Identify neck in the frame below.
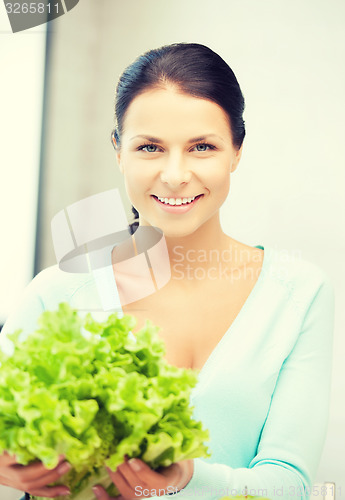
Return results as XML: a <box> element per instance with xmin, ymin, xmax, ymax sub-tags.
<box><xmin>165</xmin><ymin>214</ymin><xmax>227</xmax><ymax>263</ymax></box>
<box><xmin>138</xmin><ymin>212</ymin><xmax>243</xmax><ymax>283</ymax></box>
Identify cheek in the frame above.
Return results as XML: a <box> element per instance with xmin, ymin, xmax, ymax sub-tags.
<box><xmin>205</xmin><ymin>162</ymin><xmax>231</xmax><ymax>197</ymax></box>
<box><xmin>123</xmin><ymin>163</ymin><xmax>148</xmax><ymax>192</ymax></box>
<box><xmin>216</xmin><ymin>178</ymin><xmax>231</xmax><ymax>206</ymax></box>
<box><xmin>122</xmin><ymin>167</ymin><xmax>153</xmax><ymax>211</ymax></box>
<box><xmin>124</xmin><ymin>176</ymin><xmax>141</xmax><ymax>204</ymax></box>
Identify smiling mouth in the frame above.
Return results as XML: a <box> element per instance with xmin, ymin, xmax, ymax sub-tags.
<box><xmin>151</xmin><ymin>194</ymin><xmax>203</xmax><ymax>206</ymax></box>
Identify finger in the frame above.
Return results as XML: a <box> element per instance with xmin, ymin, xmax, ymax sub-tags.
<box><xmin>8</xmin><ymin>461</ymin><xmax>71</xmax><ymax>492</ymax></box>
<box><xmin>107</xmin><ymin>467</ymin><xmax>136</xmax><ymax>498</ymax></box>
<box><xmin>0</xmin><ymin>451</ymin><xmax>18</xmax><ymax>467</ymax></box>
<box><xmin>92</xmin><ymin>485</ymin><xmax>113</xmax><ymax>500</ymax></box>
<box><xmin>115</xmin><ymin>460</ymin><xmax>150</xmax><ymax>491</ymax></box>
<box><xmin>124</xmin><ymin>459</ymin><xmax>169</xmax><ymax>488</ymax></box>
<box><xmin>160</xmin><ymin>460</ymin><xmax>193</xmax><ymax>492</ymax></box>
<box><xmin>8</xmin><ymin>457</ymin><xmax>69</xmax><ymax>484</ymax></box>
<box><xmin>0</xmin><ymin>453</ymin><xmax>65</xmax><ymax>469</ymax></box>
<box><xmin>157</xmin><ymin>462</ymin><xmax>181</xmax><ymax>481</ymax></box>
<box><xmin>109</xmin><ymin>464</ymin><xmax>151</xmax><ymax>499</ymax></box>
<box><xmin>26</xmin><ymin>485</ymin><xmax>71</xmax><ymax>498</ymax></box>
<box><xmin>0</xmin><ymin>475</ymin><xmax>14</xmax><ymax>488</ymax></box>
<box><xmin>25</xmin><ymin>461</ymin><xmax>72</xmax><ymax>489</ymax></box>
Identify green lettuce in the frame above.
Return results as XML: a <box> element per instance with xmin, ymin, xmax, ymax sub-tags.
<box><xmin>0</xmin><ymin>303</ymin><xmax>210</xmax><ymax>499</ymax></box>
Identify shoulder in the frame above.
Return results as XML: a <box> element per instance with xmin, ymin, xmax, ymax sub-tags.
<box><xmin>26</xmin><ymin>265</ymin><xmax>80</xmax><ymax>292</ymax></box>
<box><xmin>1</xmin><ymin>266</ymin><xmax>97</xmax><ymax>344</ymax></box>
<box><xmin>265</xmin><ymin>245</ymin><xmax>333</xmax><ymax>288</ymax></box>
<box><xmin>263</xmin><ymin>245</ymin><xmax>335</xmax><ymax>315</ymax></box>
<box><xmin>28</xmin><ymin>265</ymin><xmax>94</xmax><ymax>301</ymax></box>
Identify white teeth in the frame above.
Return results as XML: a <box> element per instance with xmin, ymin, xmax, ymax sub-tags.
<box><xmin>156</xmin><ymin>195</ymin><xmax>198</xmax><ymax>206</ymax></box>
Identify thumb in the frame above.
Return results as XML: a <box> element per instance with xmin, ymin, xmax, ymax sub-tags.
<box><xmin>157</xmin><ymin>462</ymin><xmax>181</xmax><ymax>481</ymax></box>
<box><xmin>158</xmin><ymin>460</ymin><xmax>193</xmax><ymax>491</ymax></box>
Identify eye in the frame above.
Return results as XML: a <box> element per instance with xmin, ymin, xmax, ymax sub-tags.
<box><xmin>137</xmin><ymin>143</ymin><xmax>160</xmax><ymax>153</ymax></box>
<box><xmin>192</xmin><ymin>143</ymin><xmax>216</xmax><ymax>152</ymax></box>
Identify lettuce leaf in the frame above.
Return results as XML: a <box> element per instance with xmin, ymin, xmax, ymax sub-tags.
<box><xmin>0</xmin><ymin>303</ymin><xmax>210</xmax><ymax>499</ymax></box>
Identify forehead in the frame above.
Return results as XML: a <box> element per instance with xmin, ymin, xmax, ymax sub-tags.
<box><xmin>121</xmin><ymin>87</ymin><xmax>232</xmax><ymax>141</ymax></box>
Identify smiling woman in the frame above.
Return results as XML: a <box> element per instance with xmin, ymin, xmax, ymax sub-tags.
<box><xmin>0</xmin><ymin>43</ymin><xmax>335</xmax><ymax>500</ymax></box>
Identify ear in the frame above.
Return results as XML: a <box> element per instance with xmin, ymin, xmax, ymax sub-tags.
<box><xmin>230</xmin><ymin>144</ymin><xmax>243</xmax><ymax>173</ymax></box>
<box><xmin>112</xmin><ymin>132</ymin><xmax>124</xmax><ymax>174</ymax></box>
<box><xmin>116</xmin><ymin>150</ymin><xmax>124</xmax><ymax>174</ymax></box>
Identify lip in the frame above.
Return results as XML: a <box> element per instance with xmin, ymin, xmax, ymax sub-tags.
<box><xmin>153</xmin><ymin>195</ymin><xmax>201</xmax><ymax>199</ymax></box>
<box><xmin>151</xmin><ymin>194</ymin><xmax>204</xmax><ymax>213</ymax></box>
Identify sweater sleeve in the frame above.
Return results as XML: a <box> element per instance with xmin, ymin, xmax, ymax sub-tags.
<box><xmin>0</xmin><ymin>275</ymin><xmax>46</xmax><ymax>354</ymax></box>
<box><xmin>163</xmin><ymin>274</ymin><xmax>335</xmax><ymax>500</ymax></box>
<box><xmin>0</xmin><ymin>277</ymin><xmax>47</xmax><ymax>500</ymax></box>
<box><xmin>0</xmin><ymin>266</ymin><xmax>92</xmax><ymax>351</ymax></box>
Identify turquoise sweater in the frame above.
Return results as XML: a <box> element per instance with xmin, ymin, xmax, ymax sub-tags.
<box><xmin>0</xmin><ymin>245</ymin><xmax>335</xmax><ymax>500</ymax></box>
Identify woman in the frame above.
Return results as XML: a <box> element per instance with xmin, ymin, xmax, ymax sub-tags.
<box><xmin>0</xmin><ymin>43</ymin><xmax>334</xmax><ymax>500</ymax></box>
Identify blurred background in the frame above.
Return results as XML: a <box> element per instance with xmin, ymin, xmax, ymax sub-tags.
<box><xmin>0</xmin><ymin>0</ymin><xmax>344</xmax><ymax>497</ymax></box>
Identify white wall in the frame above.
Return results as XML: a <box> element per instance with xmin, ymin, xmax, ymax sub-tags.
<box><xmin>0</xmin><ymin>10</ymin><xmax>45</xmax><ymax>496</ymax></box>
<box><xmin>0</xmin><ymin>9</ymin><xmax>46</xmax><ymax>325</ymax></box>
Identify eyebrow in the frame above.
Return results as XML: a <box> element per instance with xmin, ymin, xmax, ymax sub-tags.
<box><xmin>130</xmin><ymin>134</ymin><xmax>224</xmax><ymax>143</ymax></box>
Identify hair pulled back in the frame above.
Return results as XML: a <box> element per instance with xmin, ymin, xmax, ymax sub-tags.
<box><xmin>111</xmin><ymin>42</ymin><xmax>246</xmax><ymax>233</ymax></box>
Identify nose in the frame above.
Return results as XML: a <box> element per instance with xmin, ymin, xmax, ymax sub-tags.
<box><xmin>159</xmin><ymin>153</ymin><xmax>192</xmax><ymax>188</ymax></box>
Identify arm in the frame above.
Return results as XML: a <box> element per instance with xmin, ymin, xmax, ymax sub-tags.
<box><xmin>0</xmin><ymin>276</ymin><xmax>46</xmax><ymax>350</ymax></box>
<box><xmin>0</xmin><ymin>270</ymin><xmax>72</xmax><ymax>496</ymax></box>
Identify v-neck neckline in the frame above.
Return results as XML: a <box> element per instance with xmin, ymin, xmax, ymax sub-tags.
<box><xmin>195</xmin><ymin>244</ymin><xmax>269</xmax><ymax>380</ymax></box>
<box><xmin>92</xmin><ymin>244</ymin><xmax>270</xmax><ymax>377</ymax></box>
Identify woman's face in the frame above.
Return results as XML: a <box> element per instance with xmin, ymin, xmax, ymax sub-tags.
<box><xmin>116</xmin><ymin>87</ymin><xmax>242</xmax><ymax>237</ymax></box>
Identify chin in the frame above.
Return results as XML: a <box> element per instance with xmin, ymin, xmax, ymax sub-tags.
<box><xmin>156</xmin><ymin>223</ymin><xmax>200</xmax><ymax>239</ymax></box>
<box><xmin>139</xmin><ymin>212</ymin><xmax>208</xmax><ymax>238</ymax></box>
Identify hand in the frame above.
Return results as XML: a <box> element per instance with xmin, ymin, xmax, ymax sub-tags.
<box><xmin>92</xmin><ymin>457</ymin><xmax>194</xmax><ymax>499</ymax></box>
<box><xmin>0</xmin><ymin>451</ymin><xmax>71</xmax><ymax>498</ymax></box>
